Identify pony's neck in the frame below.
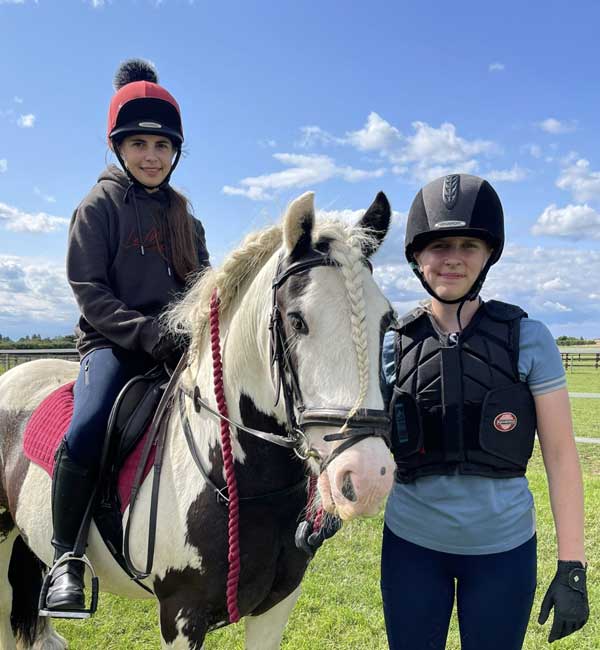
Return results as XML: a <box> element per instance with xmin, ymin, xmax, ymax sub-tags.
<box><xmin>185</xmin><ymin>252</ymin><xmax>284</xmax><ymax>427</ymax></box>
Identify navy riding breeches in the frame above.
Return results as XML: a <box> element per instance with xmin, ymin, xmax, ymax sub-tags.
<box><xmin>64</xmin><ymin>347</ymin><xmax>155</xmax><ymax>468</ymax></box>
<box><xmin>380</xmin><ymin>525</ymin><xmax>537</xmax><ymax>650</ymax></box>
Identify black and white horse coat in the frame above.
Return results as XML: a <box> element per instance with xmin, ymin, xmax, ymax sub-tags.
<box><xmin>0</xmin><ymin>191</ymin><xmax>395</xmax><ymax>649</ymax></box>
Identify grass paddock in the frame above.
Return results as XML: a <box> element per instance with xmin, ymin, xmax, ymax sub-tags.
<box><xmin>52</xmin><ymin>375</ymin><xmax>600</xmax><ymax>649</ymax></box>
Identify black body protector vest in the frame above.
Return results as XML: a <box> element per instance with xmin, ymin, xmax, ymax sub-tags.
<box><xmin>390</xmin><ymin>300</ymin><xmax>537</xmax><ymax>483</ymax></box>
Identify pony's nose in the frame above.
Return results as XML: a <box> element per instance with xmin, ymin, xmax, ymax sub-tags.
<box><xmin>341</xmin><ymin>472</ymin><xmax>357</xmax><ymax>502</ymax></box>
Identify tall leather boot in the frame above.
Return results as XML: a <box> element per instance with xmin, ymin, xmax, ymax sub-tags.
<box><xmin>44</xmin><ymin>442</ymin><xmax>96</xmax><ymax>612</ymax></box>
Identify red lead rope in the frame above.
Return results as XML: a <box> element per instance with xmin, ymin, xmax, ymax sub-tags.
<box><xmin>209</xmin><ymin>289</ymin><xmax>241</xmax><ymax>623</ymax></box>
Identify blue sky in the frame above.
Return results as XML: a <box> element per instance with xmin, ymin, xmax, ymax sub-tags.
<box><xmin>1</xmin><ymin>0</ymin><xmax>600</xmax><ymax>339</ymax></box>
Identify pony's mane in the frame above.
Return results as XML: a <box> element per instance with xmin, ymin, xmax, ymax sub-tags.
<box><xmin>164</xmin><ymin>218</ymin><xmax>378</xmax><ymax>376</ymax></box>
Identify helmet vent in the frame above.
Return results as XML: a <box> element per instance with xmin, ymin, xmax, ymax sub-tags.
<box><xmin>442</xmin><ymin>174</ymin><xmax>460</xmax><ymax>209</ymax></box>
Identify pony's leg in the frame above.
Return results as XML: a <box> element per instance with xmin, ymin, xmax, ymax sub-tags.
<box><xmin>244</xmin><ymin>585</ymin><xmax>301</xmax><ymax>650</ymax></box>
<box><xmin>2</xmin><ymin>532</ymin><xmax>67</xmax><ymax>650</ymax></box>
<box><xmin>0</xmin><ymin>528</ymin><xmax>18</xmax><ymax>650</ymax></box>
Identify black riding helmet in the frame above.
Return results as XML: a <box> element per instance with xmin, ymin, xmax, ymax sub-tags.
<box><xmin>405</xmin><ymin>173</ymin><xmax>504</xmax><ymax>305</ymax></box>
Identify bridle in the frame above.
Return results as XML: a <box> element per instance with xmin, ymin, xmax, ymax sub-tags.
<box><xmin>124</xmin><ymin>246</ymin><xmax>392</xmax><ymax>615</ymax></box>
<box><xmin>183</xmin><ymin>248</ymin><xmax>391</xmax><ymax>474</ymax></box>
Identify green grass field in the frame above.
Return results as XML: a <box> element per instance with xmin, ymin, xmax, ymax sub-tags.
<box><xmin>51</xmin><ymin>378</ymin><xmax>600</xmax><ymax>650</ymax></box>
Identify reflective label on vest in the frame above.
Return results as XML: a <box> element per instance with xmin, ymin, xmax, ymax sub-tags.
<box><xmin>493</xmin><ymin>412</ymin><xmax>518</xmax><ymax>432</ymax></box>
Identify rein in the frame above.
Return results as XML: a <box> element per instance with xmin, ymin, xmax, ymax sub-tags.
<box><xmin>124</xmin><ymin>247</ymin><xmax>391</xmax><ymax>623</ymax></box>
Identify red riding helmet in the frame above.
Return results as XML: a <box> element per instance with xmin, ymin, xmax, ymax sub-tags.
<box><xmin>107</xmin><ymin>59</ymin><xmax>184</xmax><ymax>147</ymax></box>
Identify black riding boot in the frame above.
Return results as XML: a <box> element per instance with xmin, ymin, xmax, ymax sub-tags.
<box><xmin>44</xmin><ymin>442</ymin><xmax>96</xmax><ymax>612</ymax></box>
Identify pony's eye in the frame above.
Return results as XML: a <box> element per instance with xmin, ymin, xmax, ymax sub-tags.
<box><xmin>287</xmin><ymin>312</ymin><xmax>308</xmax><ymax>334</ymax></box>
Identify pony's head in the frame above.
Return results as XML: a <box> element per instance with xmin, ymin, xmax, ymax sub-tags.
<box><xmin>168</xmin><ymin>191</ymin><xmax>395</xmax><ymax>521</ymax></box>
<box><xmin>273</xmin><ymin>191</ymin><xmax>395</xmax><ymax>519</ymax></box>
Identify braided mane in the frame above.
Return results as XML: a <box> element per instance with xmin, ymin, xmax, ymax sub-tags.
<box><xmin>165</xmin><ymin>219</ymin><xmax>378</xmax><ymax>413</ymax></box>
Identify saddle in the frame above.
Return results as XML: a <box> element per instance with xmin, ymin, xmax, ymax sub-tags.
<box><xmin>23</xmin><ymin>365</ymin><xmax>169</xmax><ymax>589</ymax></box>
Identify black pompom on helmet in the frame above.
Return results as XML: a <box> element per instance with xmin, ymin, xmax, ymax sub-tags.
<box><xmin>405</xmin><ymin>173</ymin><xmax>504</xmax><ymax>304</ymax></box>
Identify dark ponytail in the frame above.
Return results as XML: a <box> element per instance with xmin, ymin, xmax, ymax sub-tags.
<box><xmin>166</xmin><ymin>186</ymin><xmax>201</xmax><ymax>282</ymax></box>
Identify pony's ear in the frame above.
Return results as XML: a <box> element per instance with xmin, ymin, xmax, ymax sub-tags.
<box><xmin>283</xmin><ymin>191</ymin><xmax>315</xmax><ymax>259</ymax></box>
<box><xmin>356</xmin><ymin>191</ymin><xmax>391</xmax><ymax>258</ymax></box>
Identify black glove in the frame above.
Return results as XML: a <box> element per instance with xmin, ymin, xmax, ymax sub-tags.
<box><xmin>295</xmin><ymin>516</ymin><xmax>342</xmax><ymax>556</ymax></box>
<box><xmin>151</xmin><ymin>333</ymin><xmax>186</xmax><ymax>369</ymax></box>
<box><xmin>538</xmin><ymin>560</ymin><xmax>589</xmax><ymax>643</ymax></box>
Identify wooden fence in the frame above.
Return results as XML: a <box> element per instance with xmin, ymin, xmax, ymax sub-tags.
<box><xmin>561</xmin><ymin>352</ymin><xmax>600</xmax><ymax>371</ymax></box>
<box><xmin>0</xmin><ymin>349</ymin><xmax>79</xmax><ymax>372</ymax></box>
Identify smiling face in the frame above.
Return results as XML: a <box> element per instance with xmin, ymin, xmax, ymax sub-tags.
<box><xmin>117</xmin><ymin>133</ymin><xmax>176</xmax><ymax>189</ymax></box>
<box><xmin>414</xmin><ymin>235</ymin><xmax>492</xmax><ymax>301</ymax></box>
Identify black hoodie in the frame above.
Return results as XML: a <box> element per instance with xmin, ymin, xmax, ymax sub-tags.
<box><xmin>67</xmin><ymin>165</ymin><xmax>210</xmax><ymax>358</ymax></box>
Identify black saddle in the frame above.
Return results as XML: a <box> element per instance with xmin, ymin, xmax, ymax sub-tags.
<box><xmin>106</xmin><ymin>365</ymin><xmax>168</xmax><ymax>470</ymax></box>
<box><xmin>92</xmin><ymin>364</ymin><xmax>168</xmax><ymax>591</ymax></box>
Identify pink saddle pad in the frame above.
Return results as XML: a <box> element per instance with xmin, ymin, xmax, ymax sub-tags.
<box><xmin>23</xmin><ymin>382</ymin><xmax>156</xmax><ymax>513</ymax></box>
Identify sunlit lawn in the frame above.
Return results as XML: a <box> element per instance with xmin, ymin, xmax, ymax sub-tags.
<box><xmin>53</xmin><ymin>442</ymin><xmax>600</xmax><ymax>649</ymax></box>
<box><xmin>2</xmin><ymin>363</ymin><xmax>596</xmax><ymax>647</ymax></box>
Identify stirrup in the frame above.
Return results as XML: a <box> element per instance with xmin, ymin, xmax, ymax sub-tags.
<box><xmin>38</xmin><ymin>552</ymin><xmax>100</xmax><ymax>619</ymax></box>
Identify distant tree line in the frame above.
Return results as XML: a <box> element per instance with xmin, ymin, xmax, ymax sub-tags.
<box><xmin>556</xmin><ymin>335</ymin><xmax>597</xmax><ymax>346</ymax></box>
<box><xmin>0</xmin><ymin>334</ymin><xmax>77</xmax><ymax>349</ymax></box>
<box><xmin>0</xmin><ymin>333</ymin><xmax>596</xmax><ymax>350</ymax></box>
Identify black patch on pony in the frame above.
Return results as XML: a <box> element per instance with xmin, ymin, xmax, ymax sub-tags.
<box><xmin>9</xmin><ymin>536</ymin><xmax>45</xmax><ymax>647</ymax></box>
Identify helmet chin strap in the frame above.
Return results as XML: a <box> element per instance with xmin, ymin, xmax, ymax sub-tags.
<box><xmin>113</xmin><ymin>143</ymin><xmax>182</xmax><ymax>191</ymax></box>
<box><xmin>411</xmin><ymin>257</ymin><xmax>493</xmax><ymax>331</ymax></box>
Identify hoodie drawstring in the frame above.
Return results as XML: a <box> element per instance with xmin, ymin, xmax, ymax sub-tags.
<box><xmin>126</xmin><ymin>186</ymin><xmax>146</xmax><ymax>257</ymax></box>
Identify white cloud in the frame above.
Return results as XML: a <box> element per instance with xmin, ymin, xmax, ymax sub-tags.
<box><xmin>0</xmin><ymin>256</ymin><xmax>77</xmax><ymax>328</ymax></box>
<box><xmin>223</xmin><ymin>153</ymin><xmax>385</xmax><ymax>201</ymax></box>
<box><xmin>0</xmin><ymin>159</ymin><xmax>7</xmax><ymax>173</ymax></box>
<box><xmin>345</xmin><ymin>112</ymin><xmax>402</xmax><ymax>152</ymax></box>
<box><xmin>395</xmin><ymin>121</ymin><xmax>495</xmax><ymax>164</ymax></box>
<box><xmin>537</xmin><ymin>118</ymin><xmax>577</xmax><ymax>134</ymax></box>
<box><xmin>0</xmin><ymin>0</ymin><xmax>26</xmax><ymax>4</ymax></box>
<box><xmin>296</xmin><ymin>126</ymin><xmax>343</xmax><ymax>149</ymax></box>
<box><xmin>227</xmin><ymin>116</ymin><xmax>500</xmax><ymax>200</ymax></box>
<box><xmin>531</xmin><ymin>203</ymin><xmax>600</xmax><ymax>239</ymax></box>
<box><xmin>34</xmin><ymin>186</ymin><xmax>57</xmax><ymax>203</ymax></box>
<box><xmin>390</xmin><ymin>121</ymin><xmax>496</xmax><ymax>183</ymax></box>
<box><xmin>540</xmin><ymin>277</ymin><xmax>571</xmax><ymax>292</ymax></box>
<box><xmin>487</xmin><ymin>164</ymin><xmax>528</xmax><ymax>182</ymax></box>
<box><xmin>488</xmin><ymin>62</ymin><xmax>505</xmax><ymax>72</ymax></box>
<box><xmin>556</xmin><ymin>158</ymin><xmax>600</xmax><ymax>202</ymax></box>
<box><xmin>524</xmin><ymin>144</ymin><xmax>542</xmax><ymax>159</ymax></box>
<box><xmin>17</xmin><ymin>113</ymin><xmax>35</xmax><ymax>128</ymax></box>
<box><xmin>299</xmin><ymin>115</ymin><xmax>497</xmax><ymax>184</ymax></box>
<box><xmin>542</xmin><ymin>301</ymin><xmax>572</xmax><ymax>313</ymax></box>
<box><xmin>0</xmin><ymin>202</ymin><xmax>69</xmax><ymax>233</ymax></box>
<box><xmin>13</xmin><ymin>96</ymin><xmax>23</xmax><ymax>103</ymax></box>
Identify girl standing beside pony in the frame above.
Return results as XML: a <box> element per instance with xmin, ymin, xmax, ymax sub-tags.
<box><xmin>41</xmin><ymin>58</ymin><xmax>209</xmax><ymax>617</ymax></box>
<box><xmin>381</xmin><ymin>174</ymin><xmax>589</xmax><ymax>649</ymax></box>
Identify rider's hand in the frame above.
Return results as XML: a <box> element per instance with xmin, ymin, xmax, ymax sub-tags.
<box><xmin>295</xmin><ymin>516</ymin><xmax>342</xmax><ymax>556</ymax></box>
<box><xmin>151</xmin><ymin>332</ymin><xmax>186</xmax><ymax>368</ymax></box>
<box><xmin>538</xmin><ymin>560</ymin><xmax>589</xmax><ymax>643</ymax></box>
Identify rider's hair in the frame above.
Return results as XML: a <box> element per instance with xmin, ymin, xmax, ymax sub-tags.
<box><xmin>165</xmin><ymin>185</ymin><xmax>201</xmax><ymax>282</ymax></box>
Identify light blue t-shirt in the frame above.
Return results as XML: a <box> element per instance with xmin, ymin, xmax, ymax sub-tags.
<box><xmin>382</xmin><ymin>315</ymin><xmax>566</xmax><ymax>555</ymax></box>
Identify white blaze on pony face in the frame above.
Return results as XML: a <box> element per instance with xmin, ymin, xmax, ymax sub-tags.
<box><xmin>295</xmin><ymin>265</ymin><xmax>395</xmax><ymax>519</ymax></box>
<box><xmin>281</xmin><ymin>191</ymin><xmax>395</xmax><ymax>521</ymax></box>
